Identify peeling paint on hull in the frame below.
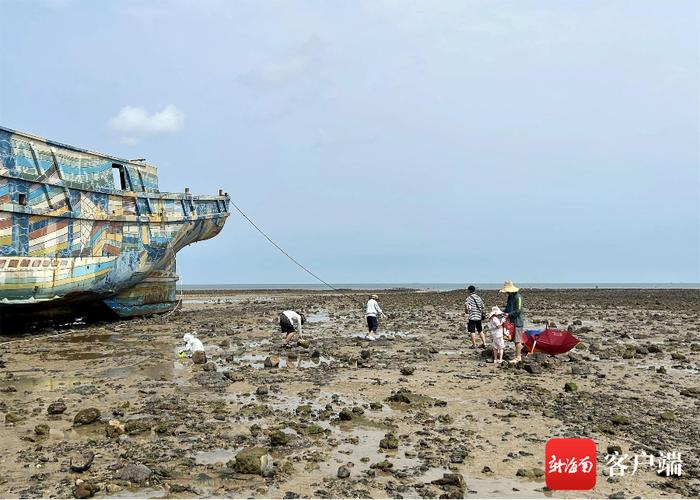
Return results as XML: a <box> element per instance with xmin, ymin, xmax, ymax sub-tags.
<box><xmin>0</xmin><ymin>126</ymin><xmax>229</xmax><ymax>324</ymax></box>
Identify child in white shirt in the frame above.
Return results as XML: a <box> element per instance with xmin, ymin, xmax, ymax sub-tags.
<box><xmin>488</xmin><ymin>306</ymin><xmax>505</xmax><ymax>364</ymax></box>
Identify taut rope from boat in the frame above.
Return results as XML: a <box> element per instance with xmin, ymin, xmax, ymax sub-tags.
<box><xmin>229</xmin><ymin>199</ymin><xmax>364</xmax><ymax>307</ymax></box>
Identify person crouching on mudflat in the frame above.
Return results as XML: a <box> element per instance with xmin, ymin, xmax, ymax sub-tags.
<box><xmin>280</xmin><ymin>310</ymin><xmax>306</xmax><ymax>346</ymax></box>
<box><xmin>365</xmin><ymin>294</ymin><xmax>385</xmax><ymax>341</ymax></box>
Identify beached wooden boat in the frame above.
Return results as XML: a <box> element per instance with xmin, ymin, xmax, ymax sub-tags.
<box><xmin>0</xmin><ymin>126</ymin><xmax>229</xmax><ymax>324</ymax></box>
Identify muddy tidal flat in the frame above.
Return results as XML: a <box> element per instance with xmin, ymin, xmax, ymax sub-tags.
<box><xmin>1</xmin><ymin>288</ymin><xmax>699</xmax><ymax>499</ymax></box>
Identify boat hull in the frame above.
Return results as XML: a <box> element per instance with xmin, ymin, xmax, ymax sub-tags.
<box><xmin>0</xmin><ymin>126</ymin><xmax>229</xmax><ymax>326</ymax></box>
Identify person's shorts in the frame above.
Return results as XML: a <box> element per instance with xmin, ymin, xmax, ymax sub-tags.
<box><xmin>280</xmin><ymin>314</ymin><xmax>295</xmax><ymax>334</ymax></box>
<box><xmin>366</xmin><ymin>315</ymin><xmax>378</xmax><ymax>332</ymax></box>
<box><xmin>467</xmin><ymin>320</ymin><xmax>483</xmax><ymax>333</ymax></box>
<box><xmin>513</xmin><ymin>327</ymin><xmax>524</xmax><ymax>343</ymax></box>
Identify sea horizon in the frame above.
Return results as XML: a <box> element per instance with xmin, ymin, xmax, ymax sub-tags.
<box><xmin>182</xmin><ymin>282</ymin><xmax>700</xmax><ymax>291</ymax></box>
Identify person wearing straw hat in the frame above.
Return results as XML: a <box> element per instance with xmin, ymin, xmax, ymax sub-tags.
<box><xmin>500</xmin><ymin>280</ymin><xmax>524</xmax><ymax>363</ymax></box>
<box><xmin>365</xmin><ymin>294</ymin><xmax>385</xmax><ymax>341</ymax></box>
<box><xmin>488</xmin><ymin>306</ymin><xmax>506</xmax><ymax>364</ymax></box>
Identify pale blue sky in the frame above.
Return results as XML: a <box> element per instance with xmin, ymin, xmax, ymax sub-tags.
<box><xmin>1</xmin><ymin>0</ymin><xmax>698</xmax><ymax>284</ymax></box>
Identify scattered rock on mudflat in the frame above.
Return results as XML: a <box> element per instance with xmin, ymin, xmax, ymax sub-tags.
<box><xmin>370</xmin><ymin>459</ymin><xmax>393</xmax><ymax>471</ymax></box>
<box><xmin>124</xmin><ymin>418</ymin><xmax>152</xmax><ymax>435</ymax></box>
<box><xmin>680</xmin><ymin>387</ymin><xmax>699</xmax><ymax>398</ymax></box>
<box><xmin>192</xmin><ymin>351</ymin><xmax>207</xmax><ymax>364</ymax></box>
<box><xmin>338</xmin><ymin>408</ymin><xmax>354</xmax><ymax>421</ymax></box>
<box><xmin>116</xmin><ymin>463</ymin><xmax>153</xmax><ymax>484</ymax></box>
<box><xmin>302</xmin><ymin>424</ymin><xmax>324</xmax><ymax>436</ymax></box>
<box><xmin>106</xmin><ymin>419</ymin><xmax>125</xmax><ymax>438</ymax></box>
<box><xmin>431</xmin><ymin>473</ymin><xmax>466</xmax><ymax>498</ymax></box>
<box><xmin>269</xmin><ymin>430</ymin><xmax>289</xmax><ymax>446</ymax></box>
<box><xmin>295</xmin><ymin>405</ymin><xmax>311</xmax><ymax>416</ymax></box>
<box><xmin>229</xmin><ymin>447</ymin><xmax>272</xmax><ymax>475</ymax></box>
<box><xmin>264</xmin><ymin>356</ymin><xmax>280</xmax><ymax>368</ymax></box>
<box><xmin>70</xmin><ymin>451</ymin><xmax>95</xmax><ymax>473</ymax></box>
<box><xmin>203</xmin><ymin>361</ymin><xmax>216</xmax><ymax>371</ymax></box>
<box><xmin>73</xmin><ymin>408</ymin><xmax>100</xmax><ymax>426</ymax></box>
<box><xmin>659</xmin><ymin>411</ymin><xmax>675</xmax><ymax>421</ymax></box>
<box><xmin>611</xmin><ymin>415</ymin><xmax>631</xmax><ymax>426</ymax></box>
<box><xmin>337</xmin><ymin>465</ymin><xmax>351</xmax><ymax>479</ymax></box>
<box><xmin>564</xmin><ymin>382</ymin><xmax>578</xmax><ymax>392</ymax></box>
<box><xmin>256</xmin><ymin>386</ymin><xmax>269</xmax><ymax>396</ymax></box>
<box><xmin>432</xmin><ymin>473</ymin><xmax>465</xmax><ymax>487</ymax></box>
<box><xmin>5</xmin><ymin>413</ymin><xmax>23</xmax><ymax>424</ymax></box>
<box><xmin>379</xmin><ymin>433</ymin><xmax>398</xmax><ymax>450</ymax></box>
<box><xmin>73</xmin><ymin>481</ymin><xmax>98</xmax><ymax>499</ymax></box>
<box><xmin>47</xmin><ymin>401</ymin><xmax>67</xmax><ymax>415</ymax></box>
<box><xmin>34</xmin><ymin>424</ymin><xmax>50</xmax><ymax>436</ymax></box>
<box><xmin>523</xmin><ymin>363</ymin><xmax>542</xmax><ymax>374</ymax></box>
<box><xmin>223</xmin><ymin>371</ymin><xmax>244</xmax><ymax>382</ymax></box>
<box><xmin>400</xmin><ymin>365</ymin><xmax>415</xmax><ymax>376</ymax></box>
<box><xmin>516</xmin><ymin>468</ymin><xmax>545</xmax><ymax>478</ymax></box>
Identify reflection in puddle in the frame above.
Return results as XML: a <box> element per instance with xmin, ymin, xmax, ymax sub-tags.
<box><xmin>642</xmin><ymin>362</ymin><xmax>699</xmax><ymax>376</ymax></box>
<box><xmin>106</xmin><ymin>487</ymin><xmax>166</xmax><ymax>499</ymax></box>
<box><xmin>52</xmin><ymin>351</ymin><xmax>111</xmax><ymax>360</ymax></box>
<box><xmin>306</xmin><ymin>310</ymin><xmax>330</xmax><ymax>323</ymax></box>
<box><xmin>3</xmin><ymin>360</ymin><xmax>189</xmax><ymax>394</ymax></box>
<box><xmin>320</xmin><ymin>427</ymin><xmax>420</xmax><ymax>476</ymax></box>
<box><xmin>0</xmin><ymin>374</ymin><xmax>88</xmax><ymax>392</ymax></box>
<box><xmin>465</xmin><ymin>476</ymin><xmax>545</xmax><ymax>497</ymax></box>
<box><xmin>100</xmin><ymin>361</ymin><xmax>187</xmax><ymax>385</ymax></box>
<box><xmin>194</xmin><ymin>447</ymin><xmax>239</xmax><ymax>465</ymax></box>
<box><xmin>52</xmin><ymin>333</ymin><xmax>120</xmax><ymax>344</ymax></box>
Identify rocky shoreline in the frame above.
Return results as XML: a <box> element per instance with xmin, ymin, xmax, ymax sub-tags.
<box><xmin>1</xmin><ymin>288</ymin><xmax>698</xmax><ymax>498</ymax></box>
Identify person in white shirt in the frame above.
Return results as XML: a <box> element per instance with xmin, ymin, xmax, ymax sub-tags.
<box><xmin>365</xmin><ymin>294</ymin><xmax>385</xmax><ymax>341</ymax></box>
<box><xmin>279</xmin><ymin>310</ymin><xmax>306</xmax><ymax>346</ymax></box>
<box><xmin>180</xmin><ymin>333</ymin><xmax>204</xmax><ymax>357</ymax></box>
<box><xmin>488</xmin><ymin>306</ymin><xmax>506</xmax><ymax>364</ymax></box>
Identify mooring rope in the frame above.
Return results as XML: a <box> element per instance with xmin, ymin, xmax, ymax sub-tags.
<box><xmin>229</xmin><ymin>199</ymin><xmax>364</xmax><ymax>306</ymax></box>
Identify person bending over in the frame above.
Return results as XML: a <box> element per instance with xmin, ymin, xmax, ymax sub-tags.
<box><xmin>279</xmin><ymin>310</ymin><xmax>306</xmax><ymax>346</ymax></box>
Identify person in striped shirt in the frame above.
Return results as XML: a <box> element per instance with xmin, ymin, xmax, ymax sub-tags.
<box><xmin>465</xmin><ymin>285</ymin><xmax>486</xmax><ymax>349</ymax></box>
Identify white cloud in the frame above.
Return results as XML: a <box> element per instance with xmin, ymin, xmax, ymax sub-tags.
<box><xmin>109</xmin><ymin>105</ymin><xmax>185</xmax><ymax>141</ymax></box>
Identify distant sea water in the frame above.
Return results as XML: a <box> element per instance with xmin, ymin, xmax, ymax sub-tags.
<box><xmin>183</xmin><ymin>283</ymin><xmax>700</xmax><ymax>291</ymax></box>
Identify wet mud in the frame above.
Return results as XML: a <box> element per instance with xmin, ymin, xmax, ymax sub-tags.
<box><xmin>1</xmin><ymin>288</ymin><xmax>699</xmax><ymax>498</ymax></box>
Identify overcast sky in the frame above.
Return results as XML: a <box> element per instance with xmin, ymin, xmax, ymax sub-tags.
<box><xmin>1</xmin><ymin>0</ymin><xmax>698</xmax><ymax>284</ymax></box>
